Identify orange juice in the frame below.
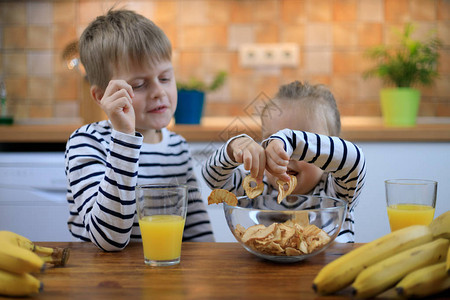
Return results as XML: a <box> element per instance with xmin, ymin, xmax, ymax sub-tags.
<box><xmin>387</xmin><ymin>204</ymin><xmax>435</xmax><ymax>231</ymax></box>
<box><xmin>139</xmin><ymin>215</ymin><xmax>185</xmax><ymax>261</ymax></box>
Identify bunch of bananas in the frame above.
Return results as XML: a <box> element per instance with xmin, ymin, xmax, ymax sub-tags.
<box><xmin>313</xmin><ymin>210</ymin><xmax>450</xmax><ymax>299</ymax></box>
<box><xmin>0</xmin><ymin>231</ymin><xmax>70</xmax><ymax>297</ymax></box>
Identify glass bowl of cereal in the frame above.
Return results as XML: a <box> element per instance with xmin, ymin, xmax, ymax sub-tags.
<box><xmin>223</xmin><ymin>195</ymin><xmax>347</xmax><ymax>263</ymax></box>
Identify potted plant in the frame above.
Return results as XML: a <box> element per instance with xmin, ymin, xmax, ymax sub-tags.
<box><xmin>175</xmin><ymin>71</ymin><xmax>227</xmax><ymax>124</ymax></box>
<box><xmin>364</xmin><ymin>23</ymin><xmax>442</xmax><ymax>127</ymax></box>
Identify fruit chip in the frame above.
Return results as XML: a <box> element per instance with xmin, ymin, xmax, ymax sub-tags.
<box><xmin>234</xmin><ymin>221</ymin><xmax>331</xmax><ymax>256</ymax></box>
<box><xmin>276</xmin><ymin>175</ymin><xmax>297</xmax><ymax>204</ymax></box>
<box><xmin>207</xmin><ymin>189</ymin><xmax>238</xmax><ymax>206</ymax></box>
<box><xmin>243</xmin><ymin>175</ymin><xmax>264</xmax><ymax>199</ymax></box>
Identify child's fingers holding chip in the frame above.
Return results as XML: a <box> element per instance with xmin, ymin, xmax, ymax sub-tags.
<box><xmin>265</xmin><ymin>139</ymin><xmax>289</xmax><ymax>164</ymax></box>
<box><xmin>239</xmin><ymin>143</ymin><xmax>266</xmax><ymax>182</ymax></box>
<box><xmin>265</xmin><ymin>143</ymin><xmax>290</xmax><ymax>182</ymax></box>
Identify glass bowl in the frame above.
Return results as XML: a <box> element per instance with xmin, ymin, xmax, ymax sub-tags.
<box><xmin>223</xmin><ymin>195</ymin><xmax>347</xmax><ymax>263</ymax></box>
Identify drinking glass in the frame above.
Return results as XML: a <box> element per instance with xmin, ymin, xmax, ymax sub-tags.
<box><xmin>136</xmin><ymin>184</ymin><xmax>188</xmax><ymax>266</ymax></box>
<box><xmin>385</xmin><ymin>179</ymin><xmax>437</xmax><ymax>231</ymax></box>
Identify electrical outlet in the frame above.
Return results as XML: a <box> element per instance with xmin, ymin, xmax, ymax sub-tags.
<box><xmin>239</xmin><ymin>43</ymin><xmax>299</xmax><ymax>68</ymax></box>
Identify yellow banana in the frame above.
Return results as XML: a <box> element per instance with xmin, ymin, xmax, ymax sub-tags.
<box><xmin>0</xmin><ymin>269</ymin><xmax>42</xmax><ymax>296</ymax></box>
<box><xmin>396</xmin><ymin>262</ymin><xmax>450</xmax><ymax>298</ymax></box>
<box><xmin>0</xmin><ymin>230</ymin><xmax>70</xmax><ymax>266</ymax></box>
<box><xmin>429</xmin><ymin>210</ymin><xmax>450</xmax><ymax>239</ymax></box>
<box><xmin>447</xmin><ymin>246</ymin><xmax>450</xmax><ymax>274</ymax></box>
<box><xmin>0</xmin><ymin>243</ymin><xmax>45</xmax><ymax>274</ymax></box>
<box><xmin>0</xmin><ymin>230</ymin><xmax>53</xmax><ymax>255</ymax></box>
<box><xmin>312</xmin><ymin>225</ymin><xmax>433</xmax><ymax>295</ymax></box>
<box><xmin>351</xmin><ymin>238</ymin><xmax>449</xmax><ymax>299</ymax></box>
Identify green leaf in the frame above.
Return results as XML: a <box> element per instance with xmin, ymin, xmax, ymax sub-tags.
<box><xmin>363</xmin><ymin>23</ymin><xmax>442</xmax><ymax>88</ymax></box>
<box><xmin>177</xmin><ymin>71</ymin><xmax>227</xmax><ymax>92</ymax></box>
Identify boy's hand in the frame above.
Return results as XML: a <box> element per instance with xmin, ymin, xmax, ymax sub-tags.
<box><xmin>265</xmin><ymin>139</ymin><xmax>291</xmax><ymax>182</ymax></box>
<box><xmin>100</xmin><ymin>80</ymin><xmax>135</xmax><ymax>135</ymax></box>
<box><xmin>227</xmin><ymin>136</ymin><xmax>266</xmax><ymax>183</ymax></box>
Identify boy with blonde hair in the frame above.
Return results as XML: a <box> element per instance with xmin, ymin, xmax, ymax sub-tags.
<box><xmin>66</xmin><ymin>9</ymin><xmax>214</xmax><ymax>251</ymax></box>
<box><xmin>202</xmin><ymin>81</ymin><xmax>366</xmax><ymax>242</ymax></box>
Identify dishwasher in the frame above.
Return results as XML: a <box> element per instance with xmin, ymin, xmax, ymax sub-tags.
<box><xmin>0</xmin><ymin>145</ymin><xmax>237</xmax><ymax>242</ymax></box>
<box><xmin>0</xmin><ymin>152</ymin><xmax>75</xmax><ymax>241</ymax></box>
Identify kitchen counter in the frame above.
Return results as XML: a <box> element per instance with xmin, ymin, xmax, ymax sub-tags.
<box><xmin>6</xmin><ymin>242</ymin><xmax>448</xmax><ymax>299</ymax></box>
<box><xmin>0</xmin><ymin>117</ymin><xmax>450</xmax><ymax>143</ymax></box>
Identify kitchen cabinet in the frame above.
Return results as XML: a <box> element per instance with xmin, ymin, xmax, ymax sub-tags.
<box><xmin>1</xmin><ymin>142</ymin><xmax>448</xmax><ymax>243</ymax></box>
<box><xmin>0</xmin><ymin>152</ymin><xmax>75</xmax><ymax>241</ymax></box>
<box><xmin>189</xmin><ymin>141</ymin><xmax>450</xmax><ymax>243</ymax></box>
<box><xmin>353</xmin><ymin>141</ymin><xmax>450</xmax><ymax>242</ymax></box>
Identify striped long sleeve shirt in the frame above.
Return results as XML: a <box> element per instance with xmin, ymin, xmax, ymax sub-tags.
<box><xmin>65</xmin><ymin>120</ymin><xmax>214</xmax><ymax>251</ymax></box>
<box><xmin>202</xmin><ymin>129</ymin><xmax>366</xmax><ymax>243</ymax></box>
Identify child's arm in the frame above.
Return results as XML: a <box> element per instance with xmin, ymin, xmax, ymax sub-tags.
<box><xmin>201</xmin><ymin>135</ymin><xmax>265</xmax><ymax>195</ymax></box>
<box><xmin>227</xmin><ymin>135</ymin><xmax>265</xmax><ymax>182</ymax></box>
<box><xmin>264</xmin><ymin>128</ymin><xmax>366</xmax><ymax>207</ymax></box>
<box><xmin>65</xmin><ymin>125</ymin><xmax>142</xmax><ymax>251</ymax></box>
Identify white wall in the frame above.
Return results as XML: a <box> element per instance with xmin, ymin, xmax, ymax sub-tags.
<box><xmin>191</xmin><ymin>142</ymin><xmax>450</xmax><ymax>243</ymax></box>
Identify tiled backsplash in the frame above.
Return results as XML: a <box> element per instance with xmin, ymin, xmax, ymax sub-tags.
<box><xmin>0</xmin><ymin>0</ymin><xmax>449</xmax><ymax>122</ymax></box>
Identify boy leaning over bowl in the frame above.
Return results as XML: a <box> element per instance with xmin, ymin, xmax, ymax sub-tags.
<box><xmin>202</xmin><ymin>81</ymin><xmax>366</xmax><ymax>243</ymax></box>
<box><xmin>65</xmin><ymin>9</ymin><xmax>214</xmax><ymax>251</ymax></box>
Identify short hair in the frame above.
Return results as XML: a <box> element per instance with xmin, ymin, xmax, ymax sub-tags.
<box><xmin>262</xmin><ymin>81</ymin><xmax>341</xmax><ymax>136</ymax></box>
<box><xmin>79</xmin><ymin>9</ymin><xmax>172</xmax><ymax>90</ymax></box>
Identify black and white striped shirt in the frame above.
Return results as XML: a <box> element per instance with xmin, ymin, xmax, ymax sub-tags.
<box><xmin>202</xmin><ymin>129</ymin><xmax>366</xmax><ymax>243</ymax></box>
<box><xmin>65</xmin><ymin>120</ymin><xmax>214</xmax><ymax>251</ymax></box>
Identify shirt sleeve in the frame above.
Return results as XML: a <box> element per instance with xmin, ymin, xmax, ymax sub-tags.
<box><xmin>65</xmin><ymin>128</ymin><xmax>143</xmax><ymax>251</ymax></box>
<box><xmin>262</xmin><ymin>128</ymin><xmax>367</xmax><ymax>210</ymax></box>
<box><xmin>200</xmin><ymin>134</ymin><xmax>250</xmax><ymax>196</ymax></box>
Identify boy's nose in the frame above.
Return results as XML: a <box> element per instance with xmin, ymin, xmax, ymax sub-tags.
<box><xmin>149</xmin><ymin>82</ymin><xmax>165</xmax><ymax>100</ymax></box>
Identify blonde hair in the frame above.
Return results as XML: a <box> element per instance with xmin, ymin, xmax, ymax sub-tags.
<box><xmin>262</xmin><ymin>81</ymin><xmax>341</xmax><ymax>136</ymax></box>
<box><xmin>79</xmin><ymin>9</ymin><xmax>172</xmax><ymax>90</ymax></box>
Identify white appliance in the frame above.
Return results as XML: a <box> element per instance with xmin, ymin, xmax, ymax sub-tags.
<box><xmin>0</xmin><ymin>149</ymin><xmax>236</xmax><ymax>242</ymax></box>
<box><xmin>0</xmin><ymin>152</ymin><xmax>75</xmax><ymax>241</ymax></box>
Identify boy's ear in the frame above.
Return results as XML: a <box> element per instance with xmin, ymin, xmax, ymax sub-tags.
<box><xmin>90</xmin><ymin>85</ymin><xmax>104</xmax><ymax>105</ymax></box>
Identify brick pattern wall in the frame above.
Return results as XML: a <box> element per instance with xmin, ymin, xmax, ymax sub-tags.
<box><xmin>0</xmin><ymin>0</ymin><xmax>449</xmax><ymax>122</ymax></box>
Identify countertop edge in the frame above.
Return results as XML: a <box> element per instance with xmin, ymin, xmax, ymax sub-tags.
<box><xmin>0</xmin><ymin>117</ymin><xmax>449</xmax><ymax>143</ymax></box>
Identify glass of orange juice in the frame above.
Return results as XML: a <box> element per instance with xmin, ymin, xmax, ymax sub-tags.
<box><xmin>136</xmin><ymin>184</ymin><xmax>188</xmax><ymax>266</ymax></box>
<box><xmin>385</xmin><ymin>179</ymin><xmax>437</xmax><ymax>231</ymax></box>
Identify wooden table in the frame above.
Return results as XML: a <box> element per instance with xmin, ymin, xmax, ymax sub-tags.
<box><xmin>2</xmin><ymin>242</ymin><xmax>449</xmax><ymax>300</ymax></box>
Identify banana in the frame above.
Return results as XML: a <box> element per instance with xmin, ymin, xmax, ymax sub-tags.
<box><xmin>312</xmin><ymin>225</ymin><xmax>433</xmax><ymax>295</ymax></box>
<box><xmin>447</xmin><ymin>246</ymin><xmax>450</xmax><ymax>274</ymax></box>
<box><xmin>396</xmin><ymin>262</ymin><xmax>450</xmax><ymax>298</ymax></box>
<box><xmin>0</xmin><ymin>269</ymin><xmax>43</xmax><ymax>296</ymax></box>
<box><xmin>0</xmin><ymin>230</ymin><xmax>53</xmax><ymax>255</ymax></box>
<box><xmin>0</xmin><ymin>243</ymin><xmax>45</xmax><ymax>274</ymax></box>
<box><xmin>0</xmin><ymin>230</ymin><xmax>70</xmax><ymax>266</ymax></box>
<box><xmin>351</xmin><ymin>238</ymin><xmax>449</xmax><ymax>299</ymax></box>
<box><xmin>429</xmin><ymin>210</ymin><xmax>450</xmax><ymax>239</ymax></box>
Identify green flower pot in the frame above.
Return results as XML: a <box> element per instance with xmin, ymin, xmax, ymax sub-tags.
<box><xmin>380</xmin><ymin>88</ymin><xmax>420</xmax><ymax>127</ymax></box>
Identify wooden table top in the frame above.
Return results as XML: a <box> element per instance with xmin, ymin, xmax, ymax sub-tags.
<box><xmin>3</xmin><ymin>242</ymin><xmax>449</xmax><ymax>300</ymax></box>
